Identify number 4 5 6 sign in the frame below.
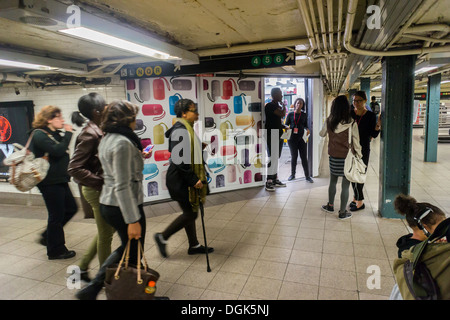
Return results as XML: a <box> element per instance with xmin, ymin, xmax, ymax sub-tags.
<box><xmin>251</xmin><ymin>52</ymin><xmax>295</xmax><ymax>68</ymax></box>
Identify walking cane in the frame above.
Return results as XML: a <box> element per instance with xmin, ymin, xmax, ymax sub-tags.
<box><xmin>197</xmin><ymin>188</ymin><xmax>211</xmax><ymax>272</ymax></box>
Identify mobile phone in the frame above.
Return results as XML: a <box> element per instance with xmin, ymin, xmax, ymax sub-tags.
<box><xmin>144</xmin><ymin>144</ymin><xmax>154</xmax><ymax>153</ymax></box>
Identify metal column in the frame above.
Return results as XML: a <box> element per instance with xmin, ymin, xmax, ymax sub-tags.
<box><xmin>378</xmin><ymin>55</ymin><xmax>416</xmax><ymax>219</ymax></box>
<box><xmin>360</xmin><ymin>77</ymin><xmax>371</xmax><ymax>110</ymax></box>
<box><xmin>424</xmin><ymin>73</ymin><xmax>441</xmax><ymax>162</ymax></box>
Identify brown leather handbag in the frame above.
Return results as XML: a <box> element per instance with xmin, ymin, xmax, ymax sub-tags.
<box><xmin>104</xmin><ymin>240</ymin><xmax>160</xmax><ymax>300</ymax></box>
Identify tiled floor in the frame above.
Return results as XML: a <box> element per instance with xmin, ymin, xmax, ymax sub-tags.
<box><xmin>0</xmin><ymin>128</ymin><xmax>449</xmax><ymax>300</ymax></box>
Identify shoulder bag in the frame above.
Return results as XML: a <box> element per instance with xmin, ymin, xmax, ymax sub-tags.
<box><xmin>344</xmin><ymin>122</ymin><xmax>367</xmax><ymax>184</ymax></box>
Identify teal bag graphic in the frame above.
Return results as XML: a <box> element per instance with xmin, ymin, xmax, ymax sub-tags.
<box><xmin>143</xmin><ymin>163</ymin><xmax>159</xmax><ymax>180</ymax></box>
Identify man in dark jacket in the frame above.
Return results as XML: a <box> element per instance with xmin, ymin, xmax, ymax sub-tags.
<box><xmin>264</xmin><ymin>87</ymin><xmax>288</xmax><ymax>191</ymax></box>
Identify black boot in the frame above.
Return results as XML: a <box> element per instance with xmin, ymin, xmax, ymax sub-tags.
<box><xmin>75</xmin><ymin>250</ymin><xmax>122</xmax><ymax>300</ymax></box>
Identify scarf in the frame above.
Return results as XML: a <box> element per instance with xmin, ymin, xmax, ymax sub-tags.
<box><xmin>177</xmin><ymin>118</ymin><xmax>207</xmax><ymax>209</ymax></box>
<box><xmin>104</xmin><ymin>126</ymin><xmax>142</xmax><ymax>151</ymax></box>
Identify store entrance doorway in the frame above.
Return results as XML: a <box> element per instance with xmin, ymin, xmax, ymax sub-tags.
<box><xmin>264</xmin><ymin>77</ymin><xmax>311</xmax><ymax>182</ymax></box>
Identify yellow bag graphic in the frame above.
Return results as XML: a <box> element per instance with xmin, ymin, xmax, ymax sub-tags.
<box><xmin>236</xmin><ymin>115</ymin><xmax>255</xmax><ymax>131</ymax></box>
<box><xmin>220</xmin><ymin>120</ymin><xmax>233</xmax><ymax>140</ymax></box>
<box><xmin>153</xmin><ymin>122</ymin><xmax>169</xmax><ymax>145</ymax></box>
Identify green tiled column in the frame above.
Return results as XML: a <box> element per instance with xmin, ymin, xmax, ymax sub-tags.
<box><xmin>424</xmin><ymin>73</ymin><xmax>441</xmax><ymax>162</ymax></box>
<box><xmin>378</xmin><ymin>55</ymin><xmax>417</xmax><ymax>219</ymax></box>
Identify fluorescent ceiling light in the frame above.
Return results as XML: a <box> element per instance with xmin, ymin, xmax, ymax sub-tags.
<box><xmin>372</xmin><ymin>85</ymin><xmax>382</xmax><ymax>90</ymax></box>
<box><xmin>415</xmin><ymin>67</ymin><xmax>438</xmax><ymax>75</ymax></box>
<box><xmin>59</xmin><ymin>27</ymin><xmax>180</xmax><ymax>60</ymax></box>
<box><xmin>0</xmin><ymin>59</ymin><xmax>57</xmax><ymax>71</ymax></box>
<box><xmin>441</xmin><ymin>80</ymin><xmax>450</xmax><ymax>84</ymax></box>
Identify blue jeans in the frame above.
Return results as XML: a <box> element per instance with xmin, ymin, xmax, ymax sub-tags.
<box><xmin>38</xmin><ymin>183</ymin><xmax>78</xmax><ymax>257</ymax></box>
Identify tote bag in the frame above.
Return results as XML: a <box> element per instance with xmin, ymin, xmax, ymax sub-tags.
<box><xmin>344</xmin><ymin>123</ymin><xmax>367</xmax><ymax>184</ymax></box>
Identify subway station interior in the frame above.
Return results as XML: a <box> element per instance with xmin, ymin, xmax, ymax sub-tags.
<box><xmin>0</xmin><ymin>0</ymin><xmax>449</xmax><ymax>302</ymax></box>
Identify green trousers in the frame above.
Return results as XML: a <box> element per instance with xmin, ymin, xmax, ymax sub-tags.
<box><xmin>79</xmin><ymin>186</ymin><xmax>115</xmax><ymax>270</ymax></box>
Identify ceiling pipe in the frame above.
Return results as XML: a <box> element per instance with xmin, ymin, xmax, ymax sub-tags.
<box><xmin>317</xmin><ymin>0</ymin><xmax>329</xmax><ymax>54</ymax></box>
<box><xmin>1</xmin><ymin>73</ymin><xmax>42</xmax><ymax>83</ymax></box>
<box><xmin>337</xmin><ymin>0</ymin><xmax>343</xmax><ymax>53</ymax></box>
<box><xmin>193</xmin><ymin>38</ymin><xmax>310</xmax><ymax>56</ymax></box>
<box><xmin>402</xmin><ymin>34</ymin><xmax>450</xmax><ymax>44</ymax></box>
<box><xmin>327</xmin><ymin>0</ymin><xmax>334</xmax><ymax>54</ymax></box>
<box><xmin>344</xmin><ymin>0</ymin><xmax>450</xmax><ymax>56</ymax></box>
<box><xmin>297</xmin><ymin>0</ymin><xmax>319</xmax><ymax>52</ymax></box>
<box><xmin>405</xmin><ymin>24</ymin><xmax>450</xmax><ymax>35</ymax></box>
<box><xmin>307</xmin><ymin>0</ymin><xmax>322</xmax><ymax>54</ymax></box>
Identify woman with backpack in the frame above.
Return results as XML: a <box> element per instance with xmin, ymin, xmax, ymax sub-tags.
<box><xmin>31</xmin><ymin>105</ymin><xmax>77</xmax><ymax>260</ymax></box>
<box><xmin>319</xmin><ymin>95</ymin><xmax>362</xmax><ymax>220</ymax></box>
<box><xmin>68</xmin><ymin>93</ymin><xmax>115</xmax><ymax>282</ymax></box>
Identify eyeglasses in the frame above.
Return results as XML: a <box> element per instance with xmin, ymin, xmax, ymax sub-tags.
<box><xmin>353</xmin><ymin>99</ymin><xmax>364</xmax><ymax>103</ymax></box>
<box><xmin>188</xmin><ymin>109</ymin><xmax>199</xmax><ymax>114</ymax></box>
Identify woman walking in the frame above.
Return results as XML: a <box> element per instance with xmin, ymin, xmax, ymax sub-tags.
<box><xmin>319</xmin><ymin>95</ymin><xmax>362</xmax><ymax>220</ymax></box>
<box><xmin>76</xmin><ymin>100</ymin><xmax>151</xmax><ymax>300</ymax></box>
<box><xmin>31</xmin><ymin>106</ymin><xmax>77</xmax><ymax>259</ymax></box>
<box><xmin>285</xmin><ymin>98</ymin><xmax>313</xmax><ymax>182</ymax></box>
<box><xmin>154</xmin><ymin>99</ymin><xmax>213</xmax><ymax>257</ymax></box>
<box><xmin>68</xmin><ymin>93</ymin><xmax>115</xmax><ymax>281</ymax></box>
<box><xmin>350</xmin><ymin>91</ymin><xmax>381</xmax><ymax>211</ymax></box>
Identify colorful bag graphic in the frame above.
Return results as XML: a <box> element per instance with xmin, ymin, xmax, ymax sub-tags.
<box><xmin>170</xmin><ymin>78</ymin><xmax>192</xmax><ymax>90</ymax></box>
<box><xmin>236</xmin><ymin>115</ymin><xmax>255</xmax><ymax>130</ymax></box>
<box><xmin>248</xmin><ymin>102</ymin><xmax>262</xmax><ymax>112</ymax></box>
<box><xmin>143</xmin><ymin>163</ymin><xmax>159</xmax><ymax>180</ymax></box>
<box><xmin>213</xmin><ymin>103</ymin><xmax>231</xmax><ymax>119</ymax></box>
<box><xmin>254</xmin><ymin>172</ymin><xmax>263</xmax><ymax>182</ymax></box>
<box><xmin>216</xmin><ymin>174</ymin><xmax>225</xmax><ymax>188</ymax></box>
<box><xmin>220</xmin><ymin>145</ymin><xmax>237</xmax><ymax>161</ymax></box>
<box><xmin>135</xmin><ymin>79</ymin><xmax>150</xmax><ymax>103</ymax></box>
<box><xmin>233</xmin><ymin>94</ymin><xmax>247</xmax><ymax>114</ymax></box>
<box><xmin>227</xmin><ymin>165</ymin><xmax>236</xmax><ymax>183</ymax></box>
<box><xmin>222</xmin><ymin>78</ymin><xmax>237</xmax><ymax>100</ymax></box>
<box><xmin>207</xmin><ymin>158</ymin><xmax>225</xmax><ymax>173</ymax></box>
<box><xmin>240</xmin><ymin>148</ymin><xmax>250</xmax><ymax>168</ymax></box>
<box><xmin>142</xmin><ymin>104</ymin><xmax>166</xmax><ymax>121</ymax></box>
<box><xmin>169</xmin><ymin>93</ymin><xmax>182</xmax><ymax>115</ymax></box>
<box><xmin>154</xmin><ymin>150</ymin><xmax>171</xmax><ymax>162</ymax></box>
<box><xmin>235</xmin><ymin>135</ymin><xmax>254</xmax><ymax>146</ymax></box>
<box><xmin>207</xmin><ymin>80</ymin><xmax>220</xmax><ymax>102</ymax></box>
<box><xmin>126</xmin><ymin>79</ymin><xmax>136</xmax><ymax>90</ymax></box>
<box><xmin>210</xmin><ymin>135</ymin><xmax>218</xmax><ymax>155</ymax></box>
<box><xmin>153</xmin><ymin>77</ymin><xmax>170</xmax><ymax>100</ymax></box>
<box><xmin>219</xmin><ymin>120</ymin><xmax>233</xmax><ymax>140</ymax></box>
<box><xmin>147</xmin><ymin>181</ymin><xmax>159</xmax><ymax>196</ymax></box>
<box><xmin>153</xmin><ymin>123</ymin><xmax>169</xmax><ymax>145</ymax></box>
<box><xmin>237</xmin><ymin>80</ymin><xmax>256</xmax><ymax>91</ymax></box>
<box><xmin>243</xmin><ymin>170</ymin><xmax>252</xmax><ymax>184</ymax></box>
<box><xmin>205</xmin><ymin>117</ymin><xmax>216</xmax><ymax>129</ymax></box>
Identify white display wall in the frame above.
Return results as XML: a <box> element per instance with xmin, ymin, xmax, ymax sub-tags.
<box><xmin>126</xmin><ymin>75</ymin><xmax>265</xmax><ymax>203</ymax></box>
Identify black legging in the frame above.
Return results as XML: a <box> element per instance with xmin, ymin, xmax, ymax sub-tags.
<box><xmin>287</xmin><ymin>137</ymin><xmax>309</xmax><ymax>178</ymax></box>
<box><xmin>162</xmin><ymin>192</ymin><xmax>199</xmax><ymax>248</ymax></box>
<box><xmin>266</xmin><ymin>129</ymin><xmax>283</xmax><ymax>181</ymax></box>
<box><xmin>351</xmin><ymin>151</ymin><xmax>370</xmax><ymax>201</ymax></box>
<box><xmin>100</xmin><ymin>204</ymin><xmax>146</xmax><ymax>265</ymax></box>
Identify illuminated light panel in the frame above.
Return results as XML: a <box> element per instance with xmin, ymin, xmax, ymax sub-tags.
<box><xmin>59</xmin><ymin>27</ymin><xmax>180</xmax><ymax>60</ymax></box>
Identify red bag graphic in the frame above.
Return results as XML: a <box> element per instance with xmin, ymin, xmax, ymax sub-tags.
<box><xmin>220</xmin><ymin>145</ymin><xmax>237</xmax><ymax>161</ymax></box>
<box><xmin>126</xmin><ymin>79</ymin><xmax>136</xmax><ymax>90</ymax></box>
<box><xmin>154</xmin><ymin>150</ymin><xmax>171</xmax><ymax>162</ymax></box>
<box><xmin>142</xmin><ymin>104</ymin><xmax>166</xmax><ymax>121</ymax></box>
<box><xmin>213</xmin><ymin>103</ymin><xmax>230</xmax><ymax>119</ymax></box>
<box><xmin>153</xmin><ymin>78</ymin><xmax>170</xmax><ymax>100</ymax></box>
<box><xmin>222</xmin><ymin>78</ymin><xmax>237</xmax><ymax>100</ymax></box>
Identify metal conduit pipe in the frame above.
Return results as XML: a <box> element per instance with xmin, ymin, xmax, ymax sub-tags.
<box><xmin>1</xmin><ymin>73</ymin><xmax>42</xmax><ymax>83</ymax></box>
<box><xmin>328</xmin><ymin>0</ymin><xmax>334</xmax><ymax>54</ymax></box>
<box><xmin>297</xmin><ymin>0</ymin><xmax>318</xmax><ymax>52</ymax></box>
<box><xmin>193</xmin><ymin>38</ymin><xmax>311</xmax><ymax>56</ymax></box>
<box><xmin>402</xmin><ymin>34</ymin><xmax>450</xmax><ymax>44</ymax></box>
<box><xmin>344</xmin><ymin>0</ymin><xmax>450</xmax><ymax>56</ymax></box>
<box><xmin>405</xmin><ymin>24</ymin><xmax>450</xmax><ymax>35</ymax></box>
<box><xmin>307</xmin><ymin>0</ymin><xmax>322</xmax><ymax>54</ymax></box>
<box><xmin>337</xmin><ymin>0</ymin><xmax>343</xmax><ymax>53</ymax></box>
<box><xmin>317</xmin><ymin>0</ymin><xmax>329</xmax><ymax>54</ymax></box>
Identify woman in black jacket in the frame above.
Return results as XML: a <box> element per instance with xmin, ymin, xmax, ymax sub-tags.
<box><xmin>31</xmin><ymin>105</ymin><xmax>77</xmax><ymax>260</ymax></box>
<box><xmin>285</xmin><ymin>98</ymin><xmax>313</xmax><ymax>182</ymax></box>
<box><xmin>154</xmin><ymin>99</ymin><xmax>213</xmax><ymax>258</ymax></box>
<box><xmin>350</xmin><ymin>91</ymin><xmax>381</xmax><ymax>211</ymax></box>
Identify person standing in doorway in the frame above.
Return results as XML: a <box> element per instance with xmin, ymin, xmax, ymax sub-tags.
<box><xmin>264</xmin><ymin>87</ymin><xmax>288</xmax><ymax>191</ymax></box>
<box><xmin>285</xmin><ymin>97</ymin><xmax>313</xmax><ymax>183</ymax></box>
<box><xmin>350</xmin><ymin>91</ymin><xmax>381</xmax><ymax>211</ymax></box>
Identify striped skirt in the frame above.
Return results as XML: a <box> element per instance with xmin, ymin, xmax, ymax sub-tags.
<box><xmin>329</xmin><ymin>156</ymin><xmax>345</xmax><ymax>176</ymax></box>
